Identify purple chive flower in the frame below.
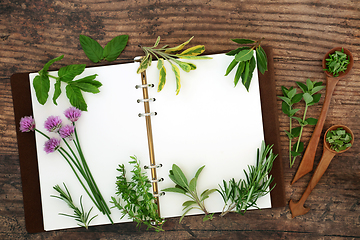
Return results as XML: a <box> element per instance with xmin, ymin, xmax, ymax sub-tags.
<box><xmin>19</xmin><ymin>116</ymin><xmax>35</xmax><ymax>132</ymax></box>
<box><xmin>64</xmin><ymin>107</ymin><xmax>82</xmax><ymax>122</ymax></box>
<box><xmin>44</xmin><ymin>116</ymin><xmax>62</xmax><ymax>132</ymax></box>
<box><xmin>59</xmin><ymin>125</ymin><xmax>75</xmax><ymax>140</ymax></box>
<box><xmin>44</xmin><ymin>138</ymin><xmax>61</xmax><ymax>154</ymax></box>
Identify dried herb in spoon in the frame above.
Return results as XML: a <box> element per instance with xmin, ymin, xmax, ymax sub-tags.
<box><xmin>326</xmin><ymin>127</ymin><xmax>352</xmax><ymax>152</ymax></box>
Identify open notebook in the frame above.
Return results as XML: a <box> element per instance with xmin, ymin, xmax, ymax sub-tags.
<box><xmin>11</xmin><ymin>47</ymin><xmax>285</xmax><ymax>233</ymax></box>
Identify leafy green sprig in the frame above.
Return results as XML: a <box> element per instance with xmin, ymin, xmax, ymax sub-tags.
<box><xmin>326</xmin><ymin>127</ymin><xmax>352</xmax><ymax>152</ymax></box>
<box><xmin>279</xmin><ymin>79</ymin><xmax>325</xmax><ymax>167</ymax></box>
<box><xmin>225</xmin><ymin>38</ymin><xmax>268</xmax><ymax>91</ymax></box>
<box><xmin>111</xmin><ymin>156</ymin><xmax>164</xmax><ymax>232</ymax></box>
<box><xmin>51</xmin><ymin>183</ymin><xmax>97</xmax><ymax>229</ymax></box>
<box><xmin>79</xmin><ymin>35</ymin><xmax>129</xmax><ymax>63</ymax></box>
<box><xmin>217</xmin><ymin>142</ymin><xmax>276</xmax><ymax>217</ymax></box>
<box><xmin>324</xmin><ymin>48</ymin><xmax>350</xmax><ymax>77</ymax></box>
<box><xmin>137</xmin><ymin>36</ymin><xmax>212</xmax><ymax>95</ymax></box>
<box><xmin>32</xmin><ymin>55</ymin><xmax>101</xmax><ymax>111</ymax></box>
<box><xmin>162</xmin><ymin>164</ymin><xmax>217</xmax><ymax>223</ymax></box>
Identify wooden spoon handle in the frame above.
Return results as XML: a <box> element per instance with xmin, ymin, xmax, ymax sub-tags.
<box><xmin>297</xmin><ymin>148</ymin><xmax>336</xmax><ymax>205</ymax></box>
<box><xmin>292</xmin><ymin>78</ymin><xmax>338</xmax><ymax>184</ymax></box>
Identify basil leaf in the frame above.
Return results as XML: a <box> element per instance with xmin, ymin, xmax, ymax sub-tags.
<box><xmin>65</xmin><ymin>84</ymin><xmax>87</xmax><ymax>111</ymax></box>
<box><xmin>33</xmin><ymin>75</ymin><xmax>50</xmax><ymax>105</ymax></box>
<box><xmin>58</xmin><ymin>64</ymin><xmax>86</xmax><ymax>82</ymax></box>
<box><xmin>79</xmin><ymin>35</ymin><xmax>104</xmax><ymax>63</ymax></box>
<box><xmin>103</xmin><ymin>35</ymin><xmax>129</xmax><ymax>62</ymax></box>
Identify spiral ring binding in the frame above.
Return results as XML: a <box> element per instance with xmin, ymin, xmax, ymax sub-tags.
<box><xmin>144</xmin><ymin>163</ymin><xmax>162</xmax><ymax>169</ymax></box>
<box><xmin>137</xmin><ymin>98</ymin><xmax>156</xmax><ymax>103</ymax></box>
<box><xmin>150</xmin><ymin>178</ymin><xmax>164</xmax><ymax>183</ymax></box>
<box><xmin>153</xmin><ymin>192</ymin><xmax>165</xmax><ymax>197</ymax></box>
<box><xmin>138</xmin><ymin>112</ymin><xmax>157</xmax><ymax>117</ymax></box>
<box><xmin>135</xmin><ymin>84</ymin><xmax>154</xmax><ymax>89</ymax></box>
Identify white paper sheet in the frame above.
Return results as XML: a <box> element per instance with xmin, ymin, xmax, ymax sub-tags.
<box><xmin>29</xmin><ymin>53</ymin><xmax>271</xmax><ymax>231</ymax></box>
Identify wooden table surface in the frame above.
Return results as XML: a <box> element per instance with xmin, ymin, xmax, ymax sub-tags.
<box><xmin>1</xmin><ymin>0</ymin><xmax>359</xmax><ymax>239</ymax></box>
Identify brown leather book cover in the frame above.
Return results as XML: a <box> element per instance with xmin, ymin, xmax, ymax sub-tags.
<box><xmin>10</xmin><ymin>47</ymin><xmax>285</xmax><ymax>233</ymax></box>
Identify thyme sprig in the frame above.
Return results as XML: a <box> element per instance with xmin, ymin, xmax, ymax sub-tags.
<box><xmin>162</xmin><ymin>164</ymin><xmax>217</xmax><ymax>223</ymax></box>
<box><xmin>137</xmin><ymin>36</ymin><xmax>211</xmax><ymax>95</ymax></box>
<box><xmin>51</xmin><ymin>183</ymin><xmax>97</xmax><ymax>229</ymax></box>
<box><xmin>111</xmin><ymin>156</ymin><xmax>164</xmax><ymax>232</ymax></box>
<box><xmin>217</xmin><ymin>141</ymin><xmax>276</xmax><ymax>217</ymax></box>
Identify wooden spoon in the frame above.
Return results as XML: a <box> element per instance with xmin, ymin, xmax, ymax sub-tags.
<box><xmin>289</xmin><ymin>125</ymin><xmax>354</xmax><ymax>218</ymax></box>
<box><xmin>291</xmin><ymin>47</ymin><xmax>354</xmax><ymax>184</ymax></box>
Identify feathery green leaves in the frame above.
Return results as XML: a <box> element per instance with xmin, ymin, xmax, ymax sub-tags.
<box><xmin>217</xmin><ymin>141</ymin><xmax>276</xmax><ymax>217</ymax></box>
<box><xmin>111</xmin><ymin>156</ymin><xmax>164</xmax><ymax>232</ymax></box>
<box><xmin>51</xmin><ymin>183</ymin><xmax>97</xmax><ymax>229</ymax></box>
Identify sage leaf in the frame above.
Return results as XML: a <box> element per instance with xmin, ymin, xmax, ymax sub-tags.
<box><xmin>157</xmin><ymin>58</ymin><xmax>164</xmax><ymax>70</ymax></box>
<box><xmin>79</xmin><ymin>35</ymin><xmax>104</xmax><ymax>63</ymax></box>
<box><xmin>182</xmin><ymin>200</ymin><xmax>197</xmax><ymax>210</ymax></box>
<box><xmin>157</xmin><ymin>66</ymin><xmax>166</xmax><ymax>92</ymax></box>
<box><xmin>179</xmin><ymin>45</ymin><xmax>205</xmax><ymax>56</ymax></box>
<box><xmin>177</xmin><ymin>55</ymin><xmax>212</xmax><ymax>60</ymax></box>
<box><xmin>103</xmin><ymin>35</ymin><xmax>129</xmax><ymax>62</ymax></box>
<box><xmin>162</xmin><ymin>187</ymin><xmax>187</xmax><ymax>195</ymax></box>
<box><xmin>165</xmin><ymin>36</ymin><xmax>193</xmax><ymax>53</ymax></box>
<box><xmin>235</xmin><ymin>49</ymin><xmax>254</xmax><ymax>62</ymax></box>
<box><xmin>153</xmin><ymin>36</ymin><xmax>161</xmax><ymax>48</ymax></box>
<box><xmin>171</xmin><ymin>164</ymin><xmax>188</xmax><ymax>189</ymax></box>
<box><xmin>231</xmin><ymin>39</ymin><xmax>255</xmax><ymax>44</ymax></box>
<box><xmin>66</xmin><ymin>84</ymin><xmax>87</xmax><ymax>111</ymax></box>
<box><xmin>171</xmin><ymin>64</ymin><xmax>181</xmax><ymax>95</ymax></box>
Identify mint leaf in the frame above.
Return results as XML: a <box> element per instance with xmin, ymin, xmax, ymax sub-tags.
<box><xmin>66</xmin><ymin>84</ymin><xmax>87</xmax><ymax>111</ymax></box>
<box><xmin>40</xmin><ymin>55</ymin><xmax>64</xmax><ymax>75</ymax></box>
<box><xmin>103</xmin><ymin>35</ymin><xmax>129</xmax><ymax>62</ymax></box>
<box><xmin>79</xmin><ymin>35</ymin><xmax>104</xmax><ymax>63</ymax></box>
<box><xmin>33</xmin><ymin>75</ymin><xmax>50</xmax><ymax>105</ymax></box>
<box><xmin>70</xmin><ymin>82</ymin><xmax>100</xmax><ymax>94</ymax></box>
<box><xmin>58</xmin><ymin>64</ymin><xmax>86</xmax><ymax>82</ymax></box>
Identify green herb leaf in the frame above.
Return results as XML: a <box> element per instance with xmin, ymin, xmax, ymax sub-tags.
<box><xmin>235</xmin><ymin>49</ymin><xmax>254</xmax><ymax>62</ymax></box>
<box><xmin>225</xmin><ymin>59</ymin><xmax>239</xmax><ymax>76</ymax></box>
<box><xmin>171</xmin><ymin>164</ymin><xmax>188</xmax><ymax>189</ymax></box>
<box><xmin>162</xmin><ymin>187</ymin><xmax>187</xmax><ymax>195</ymax></box>
<box><xmin>53</xmin><ymin>79</ymin><xmax>61</xmax><ymax>105</ymax></box>
<box><xmin>256</xmin><ymin>46</ymin><xmax>268</xmax><ymax>74</ymax></box>
<box><xmin>58</xmin><ymin>64</ymin><xmax>86</xmax><ymax>83</ymax></box>
<box><xmin>165</xmin><ymin>36</ymin><xmax>194</xmax><ymax>53</ymax></box>
<box><xmin>33</xmin><ymin>75</ymin><xmax>50</xmax><ymax>105</ymax></box>
<box><xmin>231</xmin><ymin>39</ymin><xmax>255</xmax><ymax>44</ymax></box>
<box><xmin>226</xmin><ymin>47</ymin><xmax>249</xmax><ymax>56</ymax></box>
<box><xmin>171</xmin><ymin>63</ymin><xmax>181</xmax><ymax>95</ymax></box>
<box><xmin>103</xmin><ymin>35</ymin><xmax>129</xmax><ymax>62</ymax></box>
<box><xmin>66</xmin><ymin>84</ymin><xmax>87</xmax><ymax>111</ymax></box>
<box><xmin>179</xmin><ymin>45</ymin><xmax>205</xmax><ymax>56</ymax></box>
<box><xmin>158</xmin><ymin>65</ymin><xmax>166</xmax><ymax>92</ymax></box>
<box><xmin>234</xmin><ymin>61</ymin><xmax>245</xmax><ymax>87</ymax></box>
<box><xmin>79</xmin><ymin>35</ymin><xmax>104</xmax><ymax>63</ymax></box>
<box><xmin>306</xmin><ymin>117</ymin><xmax>318</xmax><ymax>125</ymax></box>
<box><xmin>41</xmin><ymin>55</ymin><xmax>64</xmax><ymax>74</ymax></box>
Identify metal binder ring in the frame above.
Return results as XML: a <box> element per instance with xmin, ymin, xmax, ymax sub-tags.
<box><xmin>135</xmin><ymin>84</ymin><xmax>154</xmax><ymax>89</ymax></box>
<box><xmin>138</xmin><ymin>112</ymin><xmax>157</xmax><ymax>117</ymax></box>
<box><xmin>153</xmin><ymin>192</ymin><xmax>165</xmax><ymax>197</ymax></box>
<box><xmin>144</xmin><ymin>163</ymin><xmax>162</xmax><ymax>169</ymax></box>
<box><xmin>150</xmin><ymin>178</ymin><xmax>164</xmax><ymax>183</ymax></box>
<box><xmin>137</xmin><ymin>98</ymin><xmax>156</xmax><ymax>103</ymax></box>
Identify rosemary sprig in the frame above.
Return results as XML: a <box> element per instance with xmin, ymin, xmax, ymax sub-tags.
<box><xmin>217</xmin><ymin>141</ymin><xmax>276</xmax><ymax>217</ymax></box>
<box><xmin>137</xmin><ymin>36</ymin><xmax>211</xmax><ymax>95</ymax></box>
<box><xmin>51</xmin><ymin>183</ymin><xmax>97</xmax><ymax>229</ymax></box>
<box><xmin>110</xmin><ymin>156</ymin><xmax>164</xmax><ymax>232</ymax></box>
<box><xmin>162</xmin><ymin>164</ymin><xmax>217</xmax><ymax>223</ymax></box>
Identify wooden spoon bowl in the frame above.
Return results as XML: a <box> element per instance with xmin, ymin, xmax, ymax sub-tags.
<box><xmin>289</xmin><ymin>125</ymin><xmax>354</xmax><ymax>218</ymax></box>
<box><xmin>322</xmin><ymin>47</ymin><xmax>354</xmax><ymax>78</ymax></box>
